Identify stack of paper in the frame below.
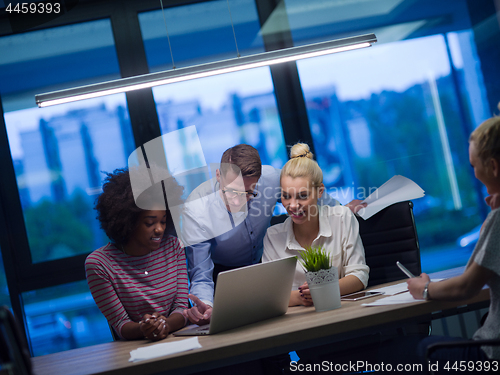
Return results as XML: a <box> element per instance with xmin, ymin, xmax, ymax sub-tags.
<box><xmin>369</xmin><ymin>282</ymin><xmax>408</xmax><ymax>296</ymax></box>
<box><xmin>129</xmin><ymin>337</ymin><xmax>201</xmax><ymax>362</ymax></box>
<box><xmin>362</xmin><ymin>278</ymin><xmax>443</xmax><ymax>306</ymax></box>
<box><xmin>361</xmin><ymin>291</ymin><xmax>422</xmax><ymax>306</ymax></box>
<box><xmin>357</xmin><ymin>175</ymin><xmax>425</xmax><ymax>220</ymax></box>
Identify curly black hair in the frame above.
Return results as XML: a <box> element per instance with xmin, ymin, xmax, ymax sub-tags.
<box><xmin>95</xmin><ymin>168</ymin><xmax>183</xmax><ymax>246</ymax></box>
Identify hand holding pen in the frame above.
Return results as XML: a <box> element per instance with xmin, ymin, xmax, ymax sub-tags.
<box><xmin>398</xmin><ymin>261</ymin><xmax>431</xmax><ymax>299</ymax></box>
<box><xmin>397</xmin><ymin>261</ymin><xmax>416</xmax><ymax>278</ymax></box>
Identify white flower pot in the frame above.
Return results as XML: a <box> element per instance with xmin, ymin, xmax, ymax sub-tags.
<box><xmin>305</xmin><ymin>266</ymin><xmax>341</xmax><ymax>312</ymax></box>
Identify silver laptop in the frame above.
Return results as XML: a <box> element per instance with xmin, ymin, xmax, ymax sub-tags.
<box><xmin>174</xmin><ymin>256</ymin><xmax>297</xmax><ymax>336</ymax></box>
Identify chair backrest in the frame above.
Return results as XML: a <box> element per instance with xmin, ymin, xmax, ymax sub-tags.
<box><xmin>270</xmin><ymin>214</ymin><xmax>287</xmax><ymax>227</ymax></box>
<box><xmin>0</xmin><ymin>306</ymin><xmax>32</xmax><ymax>375</ymax></box>
<box><xmin>356</xmin><ymin>201</ymin><xmax>421</xmax><ymax>287</ymax></box>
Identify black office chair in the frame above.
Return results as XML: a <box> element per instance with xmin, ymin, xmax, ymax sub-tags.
<box><xmin>355</xmin><ymin>201</ymin><xmax>429</xmax><ymax>365</ymax></box>
<box><xmin>0</xmin><ymin>306</ymin><xmax>32</xmax><ymax>375</ymax></box>
<box><xmin>356</xmin><ymin>200</ymin><xmax>421</xmax><ymax>287</ymax></box>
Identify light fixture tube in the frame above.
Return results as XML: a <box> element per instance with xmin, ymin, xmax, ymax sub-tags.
<box><xmin>36</xmin><ymin>33</ymin><xmax>376</xmax><ymax>107</ymax></box>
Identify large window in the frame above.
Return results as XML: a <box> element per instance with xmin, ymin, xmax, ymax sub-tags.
<box><xmin>140</xmin><ymin>0</ymin><xmax>288</xmax><ymax>174</ymax></box>
<box><xmin>297</xmin><ymin>33</ymin><xmax>489</xmax><ymax>272</ymax></box>
<box><xmin>152</xmin><ymin>68</ymin><xmax>287</xmax><ymax>169</ymax></box>
<box><xmin>5</xmin><ymin>96</ymin><xmax>133</xmax><ymax>263</ymax></box>
<box><xmin>0</xmin><ymin>19</ymin><xmax>133</xmax><ymax>354</ymax></box>
<box><xmin>2</xmin><ymin>20</ymin><xmax>133</xmax><ymax>263</ymax></box>
<box><xmin>139</xmin><ymin>0</ymin><xmax>265</xmax><ymax>72</ymax></box>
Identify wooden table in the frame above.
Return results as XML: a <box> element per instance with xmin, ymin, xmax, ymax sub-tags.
<box><xmin>32</xmin><ymin>278</ymin><xmax>490</xmax><ymax>375</ymax></box>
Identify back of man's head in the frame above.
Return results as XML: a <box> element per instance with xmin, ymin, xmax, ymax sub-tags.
<box><xmin>220</xmin><ymin>144</ymin><xmax>262</xmax><ymax>179</ymax></box>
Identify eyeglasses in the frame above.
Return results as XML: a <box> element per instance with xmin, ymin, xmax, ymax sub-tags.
<box><xmin>222</xmin><ymin>188</ymin><xmax>258</xmax><ymax>200</ymax></box>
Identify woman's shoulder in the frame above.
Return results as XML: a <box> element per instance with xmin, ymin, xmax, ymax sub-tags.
<box><xmin>86</xmin><ymin>243</ymin><xmax>114</xmax><ymax>260</ymax></box>
<box><xmin>264</xmin><ymin>220</ymin><xmax>290</xmax><ymax>258</ymax></box>
<box><xmin>265</xmin><ymin>218</ymin><xmax>291</xmax><ymax>243</ymax></box>
<box><xmin>481</xmin><ymin>208</ymin><xmax>500</xmax><ymax>240</ymax></box>
<box><xmin>85</xmin><ymin>243</ymin><xmax>118</xmax><ymax>270</ymax></box>
<box><xmin>482</xmin><ymin>208</ymin><xmax>500</xmax><ymax>236</ymax></box>
<box><xmin>320</xmin><ymin>205</ymin><xmax>358</xmax><ymax>233</ymax></box>
<box><xmin>489</xmin><ymin>207</ymin><xmax>500</xmax><ymax>220</ymax></box>
<box><xmin>160</xmin><ymin>235</ymin><xmax>183</xmax><ymax>250</ymax></box>
<box><xmin>158</xmin><ymin>236</ymin><xmax>186</xmax><ymax>265</ymax></box>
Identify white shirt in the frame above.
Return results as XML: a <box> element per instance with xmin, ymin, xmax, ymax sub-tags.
<box><xmin>263</xmin><ymin>205</ymin><xmax>369</xmax><ymax>291</ymax></box>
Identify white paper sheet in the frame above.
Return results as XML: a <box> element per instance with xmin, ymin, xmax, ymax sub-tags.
<box><xmin>363</xmin><ymin>279</ymin><xmax>444</xmax><ymax>306</ymax></box>
<box><xmin>358</xmin><ymin>175</ymin><xmax>425</xmax><ymax>220</ymax></box>
<box><xmin>129</xmin><ymin>337</ymin><xmax>202</xmax><ymax>362</ymax></box>
<box><xmin>361</xmin><ymin>291</ymin><xmax>422</xmax><ymax>306</ymax></box>
<box><xmin>369</xmin><ymin>282</ymin><xmax>408</xmax><ymax>296</ymax></box>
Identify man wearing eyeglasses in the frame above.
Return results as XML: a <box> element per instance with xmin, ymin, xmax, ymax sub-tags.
<box><xmin>181</xmin><ymin>144</ymin><xmax>362</xmax><ymax>325</ymax></box>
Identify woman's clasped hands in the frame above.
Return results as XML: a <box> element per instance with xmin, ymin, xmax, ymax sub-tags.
<box><xmin>139</xmin><ymin>312</ymin><xmax>169</xmax><ymax>341</ymax></box>
<box><xmin>183</xmin><ymin>294</ymin><xmax>212</xmax><ymax>325</ymax></box>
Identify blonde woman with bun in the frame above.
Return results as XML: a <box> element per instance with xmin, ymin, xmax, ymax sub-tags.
<box><xmin>263</xmin><ymin>143</ymin><xmax>369</xmax><ymax>307</ymax></box>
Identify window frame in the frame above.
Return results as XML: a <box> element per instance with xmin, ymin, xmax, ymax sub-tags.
<box><xmin>0</xmin><ymin>0</ymin><xmax>311</xmax><ymax>351</ymax></box>
<box><xmin>0</xmin><ymin>0</ymin><xmax>496</xmax><ymax>354</ymax></box>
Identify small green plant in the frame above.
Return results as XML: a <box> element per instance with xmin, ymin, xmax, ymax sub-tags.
<box><xmin>299</xmin><ymin>246</ymin><xmax>331</xmax><ymax>273</ymax></box>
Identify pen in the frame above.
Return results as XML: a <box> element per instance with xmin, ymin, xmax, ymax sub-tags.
<box><xmin>396</xmin><ymin>261</ymin><xmax>416</xmax><ymax>278</ymax></box>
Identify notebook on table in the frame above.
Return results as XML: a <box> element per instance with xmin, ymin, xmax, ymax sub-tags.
<box><xmin>174</xmin><ymin>256</ymin><xmax>297</xmax><ymax>336</ymax></box>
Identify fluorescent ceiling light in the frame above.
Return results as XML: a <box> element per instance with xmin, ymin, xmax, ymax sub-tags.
<box><xmin>36</xmin><ymin>33</ymin><xmax>376</xmax><ymax>108</ymax></box>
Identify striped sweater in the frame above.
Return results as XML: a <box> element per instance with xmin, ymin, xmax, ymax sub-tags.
<box><xmin>85</xmin><ymin>235</ymin><xmax>189</xmax><ymax>338</ymax></box>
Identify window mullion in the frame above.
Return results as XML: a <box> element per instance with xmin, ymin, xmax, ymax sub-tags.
<box><xmin>254</xmin><ymin>0</ymin><xmax>315</xmax><ymax>152</ymax></box>
<box><xmin>110</xmin><ymin>3</ymin><xmax>162</xmax><ymax>148</ymax></box>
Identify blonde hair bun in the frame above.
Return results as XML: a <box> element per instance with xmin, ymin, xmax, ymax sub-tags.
<box><xmin>281</xmin><ymin>142</ymin><xmax>322</xmax><ymax>187</ymax></box>
<box><xmin>290</xmin><ymin>143</ymin><xmax>313</xmax><ymax>160</ymax></box>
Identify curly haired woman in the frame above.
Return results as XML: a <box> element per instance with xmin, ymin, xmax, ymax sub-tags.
<box><xmin>85</xmin><ymin>168</ymin><xmax>188</xmax><ymax>341</ymax></box>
